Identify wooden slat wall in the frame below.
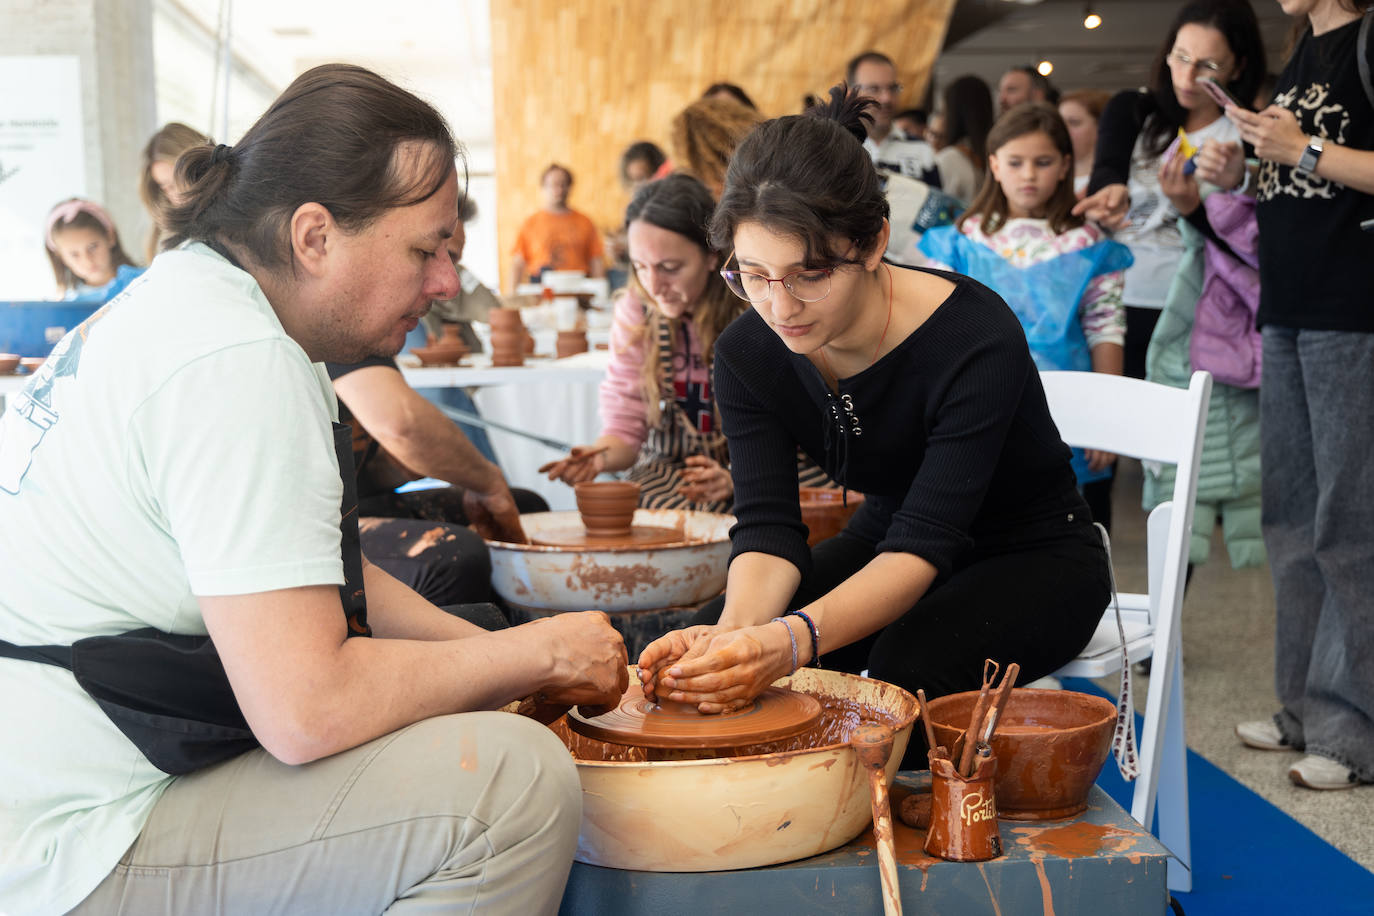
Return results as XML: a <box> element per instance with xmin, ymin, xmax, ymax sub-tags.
<box><xmin>489</xmin><ymin>0</ymin><xmax>956</xmax><ymax>290</ymax></box>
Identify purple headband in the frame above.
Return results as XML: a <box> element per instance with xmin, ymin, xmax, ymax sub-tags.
<box><xmin>45</xmin><ymin>199</ymin><xmax>116</xmax><ymax>251</ymax></box>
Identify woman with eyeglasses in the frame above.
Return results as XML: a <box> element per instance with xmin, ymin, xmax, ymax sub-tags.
<box><xmin>636</xmin><ymin>87</ymin><xmax>1111</xmax><ymax>762</ymax></box>
<box><xmin>1073</xmin><ymin>0</ymin><xmax>1266</xmax><ymax>381</ymax></box>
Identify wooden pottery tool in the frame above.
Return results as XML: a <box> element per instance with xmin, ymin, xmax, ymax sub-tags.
<box><xmin>537</xmin><ymin>444</ymin><xmax>609</xmax><ymax>475</ymax></box>
<box><xmin>981</xmin><ymin>662</ymin><xmax>1021</xmax><ymax>745</ymax></box>
<box><xmin>955</xmin><ymin>659</ymin><xmax>1000</xmax><ymax>776</ymax></box>
<box><xmin>916</xmin><ymin>688</ymin><xmax>939</xmax><ymax>754</ymax></box>
<box><xmin>852</xmin><ymin>724</ymin><xmax>902</xmax><ymax>916</ymax></box>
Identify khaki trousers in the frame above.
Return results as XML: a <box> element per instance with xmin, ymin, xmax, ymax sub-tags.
<box><xmin>70</xmin><ymin>712</ymin><xmax>581</xmax><ymax>915</ymax></box>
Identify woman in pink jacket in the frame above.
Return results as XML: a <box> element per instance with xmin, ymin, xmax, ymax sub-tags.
<box><xmin>543</xmin><ymin>174</ymin><xmax>745</xmax><ymax>510</ymax></box>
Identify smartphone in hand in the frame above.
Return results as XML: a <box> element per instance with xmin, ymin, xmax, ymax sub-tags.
<box><xmin>1198</xmin><ymin>76</ymin><xmax>1247</xmax><ymax>111</ymax></box>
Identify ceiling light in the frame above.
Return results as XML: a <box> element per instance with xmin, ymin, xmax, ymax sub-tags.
<box><xmin>1037</xmin><ymin>60</ymin><xmax>1054</xmax><ymax>77</ymax></box>
<box><xmin>1084</xmin><ymin>11</ymin><xmax>1102</xmax><ymax>29</ymax></box>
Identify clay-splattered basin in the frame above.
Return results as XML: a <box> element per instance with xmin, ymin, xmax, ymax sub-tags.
<box><xmin>926</xmin><ymin>688</ymin><xmax>1116</xmax><ymax>820</ymax></box>
<box><xmin>550</xmin><ymin>667</ymin><xmax>917</xmax><ymax>872</ymax></box>
<box><xmin>485</xmin><ymin>508</ymin><xmax>732</xmax><ymax>612</ymax></box>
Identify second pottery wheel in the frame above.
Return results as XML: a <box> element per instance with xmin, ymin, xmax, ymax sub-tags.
<box><xmin>568</xmin><ymin>682</ymin><xmax>822</xmax><ymax>749</ymax></box>
<box><xmin>529</xmin><ymin>524</ymin><xmax>685</xmax><ymax>548</ymax></box>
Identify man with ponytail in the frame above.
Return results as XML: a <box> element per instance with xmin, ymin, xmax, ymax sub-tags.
<box><xmin>0</xmin><ymin>63</ymin><xmax>626</xmax><ymax>915</ymax></box>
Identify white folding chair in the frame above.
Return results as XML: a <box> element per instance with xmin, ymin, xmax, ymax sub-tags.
<box><xmin>1042</xmin><ymin>369</ymin><xmax>1212</xmax><ymax>894</ymax></box>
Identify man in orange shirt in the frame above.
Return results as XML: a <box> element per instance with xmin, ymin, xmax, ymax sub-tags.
<box><xmin>509</xmin><ymin>163</ymin><xmax>606</xmax><ymax>290</ymax></box>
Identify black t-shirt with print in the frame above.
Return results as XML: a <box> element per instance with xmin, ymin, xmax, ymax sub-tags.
<box><xmin>1256</xmin><ymin>16</ymin><xmax>1374</xmax><ymax>331</ymax></box>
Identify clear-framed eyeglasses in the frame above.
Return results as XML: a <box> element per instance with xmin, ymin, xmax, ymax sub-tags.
<box><xmin>1166</xmin><ymin>49</ymin><xmax>1224</xmax><ymax>74</ymax></box>
<box><xmin>719</xmin><ymin>253</ymin><xmax>836</xmax><ymax>303</ymax></box>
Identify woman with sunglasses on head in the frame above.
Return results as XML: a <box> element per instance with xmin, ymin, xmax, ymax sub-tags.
<box><xmin>637</xmin><ymin>87</ymin><xmax>1111</xmax><ymax>760</ymax></box>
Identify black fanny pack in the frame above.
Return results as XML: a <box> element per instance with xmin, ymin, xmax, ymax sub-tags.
<box><xmin>0</xmin><ymin>422</ymin><xmax>370</xmax><ymax>776</ymax></box>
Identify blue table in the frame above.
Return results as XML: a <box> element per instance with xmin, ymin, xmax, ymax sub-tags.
<box><xmin>560</xmin><ymin>773</ymin><xmax>1171</xmax><ymax>915</ymax></box>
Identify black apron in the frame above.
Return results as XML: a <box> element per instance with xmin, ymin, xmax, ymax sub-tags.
<box><xmin>0</xmin><ymin>422</ymin><xmax>370</xmax><ymax>775</ymax></box>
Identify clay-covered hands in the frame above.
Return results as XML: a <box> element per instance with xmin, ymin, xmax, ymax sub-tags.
<box><xmin>462</xmin><ymin>484</ymin><xmax>528</xmax><ymax>544</ymax></box>
<box><xmin>1071</xmin><ymin>182</ymin><xmax>1131</xmax><ymax>230</ymax></box>
<box><xmin>637</xmin><ymin>620</ymin><xmax>798</xmax><ymax>714</ymax></box>
<box><xmin>1227</xmin><ymin>105</ymin><xmax>1308</xmax><ymax>170</ymax></box>
<box><xmin>539</xmin><ymin>445</ymin><xmax>608</xmax><ymax>484</ymax></box>
<box><xmin>527</xmin><ymin>610</ymin><xmax>630</xmax><ymax>714</ymax></box>
<box><xmin>677</xmin><ymin>454</ymin><xmax>733</xmax><ymax>504</ymax></box>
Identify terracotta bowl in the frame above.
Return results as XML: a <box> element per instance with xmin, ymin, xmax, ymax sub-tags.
<box><xmin>517</xmin><ymin>667</ymin><xmax>918</xmax><ymax>872</ymax></box>
<box><xmin>410</xmin><ymin>344</ymin><xmax>467</xmax><ymax>366</ymax></box>
<box><xmin>926</xmin><ymin>687</ymin><xmax>1116</xmax><ymax>820</ymax></box>
<box><xmin>19</xmin><ymin>357</ymin><xmax>45</xmax><ymax>374</ymax></box>
<box><xmin>574</xmin><ymin>480</ymin><xmax>641</xmax><ymax>538</ymax></box>
<box><xmin>0</xmin><ymin>354</ymin><xmax>19</xmax><ymax>375</ymax></box>
<box><xmin>799</xmin><ymin>487</ymin><xmax>866</xmax><ymax>546</ymax></box>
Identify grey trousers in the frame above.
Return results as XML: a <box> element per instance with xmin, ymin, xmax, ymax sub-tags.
<box><xmin>70</xmin><ymin>712</ymin><xmax>582</xmax><ymax>915</ymax></box>
<box><xmin>1260</xmin><ymin>325</ymin><xmax>1374</xmax><ymax>781</ymax></box>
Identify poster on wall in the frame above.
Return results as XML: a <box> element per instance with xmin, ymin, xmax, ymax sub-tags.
<box><xmin>0</xmin><ymin>56</ymin><xmax>86</xmax><ymax>300</ymax></box>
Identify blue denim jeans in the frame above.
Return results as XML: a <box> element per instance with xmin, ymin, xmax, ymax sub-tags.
<box><xmin>1261</xmin><ymin>326</ymin><xmax>1374</xmax><ymax>780</ymax></box>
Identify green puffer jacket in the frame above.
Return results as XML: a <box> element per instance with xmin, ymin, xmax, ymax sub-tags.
<box><xmin>1142</xmin><ymin>219</ymin><xmax>1265</xmax><ymax>568</ymax></box>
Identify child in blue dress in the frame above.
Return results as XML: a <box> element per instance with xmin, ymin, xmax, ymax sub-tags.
<box><xmin>922</xmin><ymin>103</ymin><xmax>1131</xmax><ymax>528</ymax></box>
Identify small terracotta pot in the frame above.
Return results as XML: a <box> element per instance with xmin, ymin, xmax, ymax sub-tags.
<box><xmin>19</xmin><ymin>357</ymin><xmax>44</xmax><ymax>374</ymax></box>
<box><xmin>488</xmin><ymin>306</ymin><xmax>524</xmax><ymax>329</ymax></box>
<box><xmin>489</xmin><ymin>328</ymin><xmax>527</xmax><ymax>367</ymax></box>
<box><xmin>574</xmin><ymin>480</ymin><xmax>641</xmax><ymax>538</ymax></box>
<box><xmin>924</xmin><ymin>747</ymin><xmax>1002</xmax><ymax>861</ymax></box>
<box><xmin>411</xmin><ymin>341</ymin><xmax>467</xmax><ymax>366</ymax></box>
<box><xmin>927</xmin><ymin>688</ymin><xmax>1116</xmax><ymax>820</ymax></box>
<box><xmin>556</xmin><ymin>329</ymin><xmax>589</xmax><ymax>359</ymax></box>
<box><xmin>0</xmin><ymin>354</ymin><xmax>19</xmax><ymax>375</ymax></box>
<box><xmin>799</xmin><ymin>487</ymin><xmax>866</xmax><ymax>546</ymax></box>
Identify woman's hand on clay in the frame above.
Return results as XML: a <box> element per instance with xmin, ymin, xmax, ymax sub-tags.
<box><xmin>677</xmin><ymin>455</ymin><xmax>733</xmax><ymax>504</ymax></box>
<box><xmin>1083</xmin><ymin>448</ymin><xmax>1117</xmax><ymax>473</ymax></box>
<box><xmin>1157</xmin><ymin>149</ymin><xmax>1200</xmax><ymax>216</ymax></box>
<box><xmin>463</xmin><ymin>483</ymin><xmax>527</xmax><ymax>544</ymax></box>
<box><xmin>1193</xmin><ymin>138</ymin><xmax>1246</xmax><ymax>190</ymax></box>
<box><xmin>649</xmin><ymin>620</ymin><xmax>798</xmax><ymax>714</ymax></box>
<box><xmin>636</xmin><ymin>625</ymin><xmax>718</xmax><ymax>702</ymax></box>
<box><xmin>527</xmin><ymin>611</ymin><xmax>629</xmax><ymax>713</ymax></box>
<box><xmin>1071</xmin><ymin>182</ymin><xmax>1131</xmax><ymax>230</ymax></box>
<box><xmin>540</xmin><ymin>445</ymin><xmax>606</xmax><ymax>484</ymax></box>
<box><xmin>1227</xmin><ymin>105</ymin><xmax>1307</xmax><ymax>168</ymax></box>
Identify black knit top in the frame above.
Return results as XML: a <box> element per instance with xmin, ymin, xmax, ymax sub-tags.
<box><xmin>713</xmin><ymin>267</ymin><xmax>1087</xmax><ymax>577</ymax></box>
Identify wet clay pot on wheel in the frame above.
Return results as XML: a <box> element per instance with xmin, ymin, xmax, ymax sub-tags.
<box><xmin>799</xmin><ymin>487</ymin><xmax>866</xmax><ymax>546</ymax></box>
<box><xmin>926</xmin><ymin>688</ymin><xmax>1116</xmax><ymax>820</ymax></box>
<box><xmin>488</xmin><ymin>307</ymin><xmax>527</xmax><ymax>367</ymax></box>
<box><xmin>574</xmin><ymin>480</ymin><xmax>641</xmax><ymax>538</ymax></box>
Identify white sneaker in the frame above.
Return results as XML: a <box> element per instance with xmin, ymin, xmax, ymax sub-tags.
<box><xmin>1235</xmin><ymin>719</ymin><xmax>1294</xmax><ymax>751</ymax></box>
<box><xmin>1288</xmin><ymin>755</ymin><xmax>1362</xmax><ymax>790</ymax></box>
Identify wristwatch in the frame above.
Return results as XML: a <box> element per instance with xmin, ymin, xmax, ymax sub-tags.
<box><xmin>1296</xmin><ymin>135</ymin><xmax>1325</xmax><ymax>175</ymax></box>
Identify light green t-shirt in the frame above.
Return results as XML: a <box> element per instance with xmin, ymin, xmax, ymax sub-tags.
<box><xmin>0</xmin><ymin>244</ymin><xmax>345</xmax><ymax>915</ymax></box>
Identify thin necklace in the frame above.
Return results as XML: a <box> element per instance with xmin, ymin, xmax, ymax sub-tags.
<box><xmin>816</xmin><ymin>263</ymin><xmax>894</xmax><ymax>385</ymax></box>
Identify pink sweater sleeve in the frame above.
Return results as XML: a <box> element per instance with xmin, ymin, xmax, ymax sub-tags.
<box><xmin>599</xmin><ymin>291</ymin><xmax>652</xmax><ymax>448</ymax></box>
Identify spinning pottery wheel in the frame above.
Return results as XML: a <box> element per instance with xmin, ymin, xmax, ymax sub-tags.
<box><xmin>568</xmin><ymin>683</ymin><xmax>822</xmax><ymax>750</ymax></box>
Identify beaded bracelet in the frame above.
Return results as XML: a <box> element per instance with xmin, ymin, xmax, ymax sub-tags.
<box><xmin>788</xmin><ymin>609</ymin><xmax>822</xmax><ymax>668</ymax></box>
<box><xmin>771</xmin><ymin>616</ymin><xmax>798</xmax><ymax>675</ymax></box>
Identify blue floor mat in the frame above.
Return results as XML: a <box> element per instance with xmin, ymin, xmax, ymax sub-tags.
<box><xmin>1063</xmin><ymin>677</ymin><xmax>1374</xmax><ymax>914</ymax></box>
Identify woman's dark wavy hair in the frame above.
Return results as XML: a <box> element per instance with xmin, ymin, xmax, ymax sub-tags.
<box><xmin>708</xmin><ymin>83</ymin><xmax>889</xmax><ymax>267</ymax></box>
<box><xmin>163</xmin><ymin>63</ymin><xmax>460</xmax><ymax>273</ymax></box>
<box><xmin>1142</xmin><ymin>0</ymin><xmax>1267</xmax><ymax>157</ymax></box>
